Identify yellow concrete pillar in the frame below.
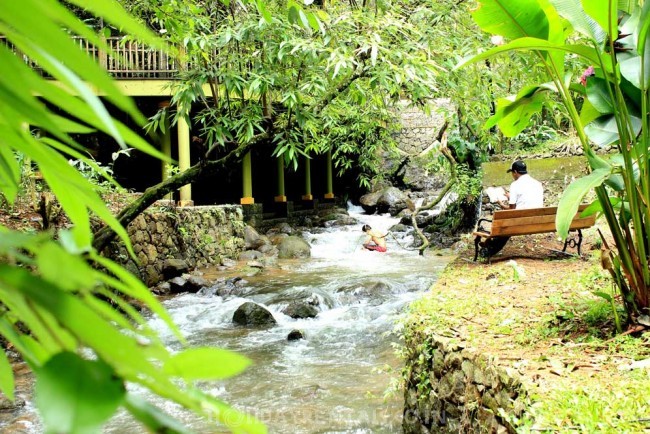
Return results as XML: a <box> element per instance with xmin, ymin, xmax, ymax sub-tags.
<box><xmin>177</xmin><ymin>112</ymin><xmax>192</xmax><ymax>206</ymax></box>
<box><xmin>275</xmin><ymin>156</ymin><xmax>287</xmax><ymax>203</ymax></box>
<box><xmin>158</xmin><ymin>101</ymin><xmax>172</xmax><ymax>201</ymax></box>
<box><xmin>302</xmin><ymin>155</ymin><xmax>313</xmax><ymax>200</ymax></box>
<box><xmin>324</xmin><ymin>149</ymin><xmax>334</xmax><ymax>199</ymax></box>
<box><xmin>241</xmin><ymin>151</ymin><xmax>254</xmax><ymax>205</ymax></box>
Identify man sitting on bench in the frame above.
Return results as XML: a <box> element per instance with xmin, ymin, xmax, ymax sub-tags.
<box><xmin>480</xmin><ymin>160</ymin><xmax>544</xmax><ymax>258</ymax></box>
<box><xmin>498</xmin><ymin>160</ymin><xmax>544</xmax><ymax>210</ymax></box>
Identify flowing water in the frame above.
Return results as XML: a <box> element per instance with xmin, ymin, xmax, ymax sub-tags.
<box><xmin>105</xmin><ymin>206</ymin><xmax>453</xmax><ymax>434</ymax></box>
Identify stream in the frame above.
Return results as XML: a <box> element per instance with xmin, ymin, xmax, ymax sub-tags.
<box><xmin>8</xmin><ymin>206</ymin><xmax>451</xmax><ymax>434</ymax></box>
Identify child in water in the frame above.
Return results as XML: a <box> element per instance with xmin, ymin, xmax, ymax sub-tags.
<box><xmin>361</xmin><ymin>224</ymin><xmax>387</xmax><ymax>252</ymax></box>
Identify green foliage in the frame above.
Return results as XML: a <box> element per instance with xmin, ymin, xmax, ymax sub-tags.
<box><xmin>126</xmin><ymin>0</ymin><xmax>441</xmax><ymax>186</ymax></box>
<box><xmin>460</xmin><ymin>0</ymin><xmax>650</xmax><ymax>323</ymax></box>
<box><xmin>0</xmin><ymin>1</ymin><xmax>262</xmax><ymax>432</ymax></box>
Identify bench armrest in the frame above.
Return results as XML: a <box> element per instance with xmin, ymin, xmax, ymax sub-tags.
<box><xmin>476</xmin><ymin>217</ymin><xmax>492</xmax><ymax>234</ymax></box>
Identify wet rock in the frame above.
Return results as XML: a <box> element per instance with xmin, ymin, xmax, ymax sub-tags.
<box><xmin>161</xmin><ymin>258</ymin><xmax>189</xmax><ymax>280</ymax></box>
<box><xmin>258</xmin><ymin>244</ymin><xmax>278</xmax><ymax>256</ymax></box>
<box><xmin>152</xmin><ymin>281</ymin><xmax>171</xmax><ymax>295</ymax></box>
<box><xmin>244</xmin><ymin>225</ymin><xmax>267</xmax><ymax>250</ymax></box>
<box><xmin>221</xmin><ymin>257</ymin><xmax>238</xmax><ymax>268</ymax></box>
<box><xmin>359</xmin><ymin>190</ymin><xmax>382</xmax><ymax>214</ymax></box>
<box><xmin>0</xmin><ymin>394</ymin><xmax>25</xmax><ymax>411</ymax></box>
<box><xmin>274</xmin><ymin>222</ymin><xmax>293</xmax><ymax>235</ymax></box>
<box><xmin>323</xmin><ymin>216</ymin><xmax>358</xmax><ymax>228</ymax></box>
<box><xmin>389</xmin><ymin>223</ymin><xmax>409</xmax><ymax>233</ymax></box>
<box><xmin>376</xmin><ymin>187</ymin><xmax>409</xmax><ymax>216</ymax></box>
<box><xmin>1</xmin><ymin>415</ymin><xmax>38</xmax><ymax>434</ymax></box>
<box><xmin>282</xmin><ymin>301</ymin><xmax>319</xmax><ymax>319</ymax></box>
<box><xmin>212</xmin><ymin>277</ymin><xmax>248</xmax><ymax>297</ymax></box>
<box><xmin>239</xmin><ymin>250</ymin><xmax>263</xmax><ymax>261</ymax></box>
<box><xmin>233</xmin><ymin>302</ymin><xmax>277</xmax><ymax>327</ymax></box>
<box><xmin>168</xmin><ymin>276</ymin><xmax>188</xmax><ymax>294</ymax></box>
<box><xmin>268</xmin><ymin>233</ymin><xmax>289</xmax><ymax>245</ymax></box>
<box><xmin>168</xmin><ymin>274</ymin><xmax>208</xmax><ymax>294</ymax></box>
<box><xmin>278</xmin><ymin>236</ymin><xmax>311</xmax><ymax>259</ymax></box>
<box><xmin>247</xmin><ymin>260</ymin><xmax>264</xmax><ymax>269</ymax></box>
<box><xmin>287</xmin><ymin>329</ymin><xmax>304</xmax><ymax>341</ymax></box>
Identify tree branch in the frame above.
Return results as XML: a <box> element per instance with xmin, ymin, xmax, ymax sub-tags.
<box><xmin>410</xmin><ymin>143</ymin><xmax>457</xmax><ymax>256</ymax></box>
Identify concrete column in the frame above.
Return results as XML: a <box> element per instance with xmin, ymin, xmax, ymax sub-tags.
<box><xmin>241</xmin><ymin>151</ymin><xmax>254</xmax><ymax>205</ymax></box>
<box><xmin>275</xmin><ymin>156</ymin><xmax>287</xmax><ymax>203</ymax></box>
<box><xmin>177</xmin><ymin>112</ymin><xmax>192</xmax><ymax>206</ymax></box>
<box><xmin>324</xmin><ymin>149</ymin><xmax>334</xmax><ymax>199</ymax></box>
<box><xmin>302</xmin><ymin>155</ymin><xmax>313</xmax><ymax>201</ymax></box>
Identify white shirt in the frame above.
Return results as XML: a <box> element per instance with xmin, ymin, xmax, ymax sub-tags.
<box><xmin>509</xmin><ymin>174</ymin><xmax>543</xmax><ymax>209</ymax></box>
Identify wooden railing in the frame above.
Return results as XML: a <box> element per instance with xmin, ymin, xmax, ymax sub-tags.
<box><xmin>1</xmin><ymin>36</ymin><xmax>179</xmax><ymax>79</ymax></box>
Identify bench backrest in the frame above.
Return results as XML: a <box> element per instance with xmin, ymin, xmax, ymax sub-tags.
<box><xmin>490</xmin><ymin>205</ymin><xmax>595</xmax><ymax>237</ymax></box>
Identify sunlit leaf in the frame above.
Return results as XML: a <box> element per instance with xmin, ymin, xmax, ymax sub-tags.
<box><xmin>163</xmin><ymin>347</ymin><xmax>251</xmax><ymax>380</ymax></box>
<box><xmin>35</xmin><ymin>352</ymin><xmax>125</xmax><ymax>433</ymax></box>
<box><xmin>0</xmin><ymin>348</ymin><xmax>15</xmax><ymax>402</ymax></box>
<box><xmin>125</xmin><ymin>394</ymin><xmax>194</xmax><ymax>434</ymax></box>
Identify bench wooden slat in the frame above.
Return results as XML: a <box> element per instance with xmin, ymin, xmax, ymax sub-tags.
<box><xmin>492</xmin><ymin>214</ymin><xmax>556</xmax><ymax>229</ymax></box>
<box><xmin>493</xmin><ymin>204</ymin><xmax>589</xmax><ymax>220</ymax></box>
<box><xmin>491</xmin><ymin>216</ymin><xmax>595</xmax><ymax>237</ymax></box>
<box><xmin>494</xmin><ymin>206</ymin><xmax>559</xmax><ymax>218</ymax></box>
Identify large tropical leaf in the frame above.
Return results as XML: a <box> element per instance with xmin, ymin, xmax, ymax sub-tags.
<box><xmin>556</xmin><ymin>168</ymin><xmax>611</xmax><ymax>238</ymax></box>
<box><xmin>582</xmin><ymin>0</ymin><xmax>617</xmax><ymax>37</ymax></box>
<box><xmin>585</xmin><ymin>76</ymin><xmax>615</xmax><ymax>114</ymax></box>
<box><xmin>585</xmin><ymin>114</ymin><xmax>642</xmax><ymax>148</ymax></box>
<box><xmin>484</xmin><ymin>84</ymin><xmax>554</xmax><ymax>137</ymax></box>
<box><xmin>455</xmin><ymin>37</ymin><xmax>602</xmax><ymax>70</ymax></box>
<box><xmin>471</xmin><ymin>0</ymin><xmax>550</xmax><ymax>40</ymax></box>
<box><xmin>550</xmin><ymin>0</ymin><xmax>607</xmax><ymax>44</ymax></box>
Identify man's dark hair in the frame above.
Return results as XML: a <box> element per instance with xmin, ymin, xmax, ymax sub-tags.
<box><xmin>362</xmin><ymin>224</ymin><xmax>371</xmax><ymax>232</ymax></box>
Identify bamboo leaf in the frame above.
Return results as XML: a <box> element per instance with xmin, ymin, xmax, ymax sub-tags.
<box><xmin>124</xmin><ymin>394</ymin><xmax>194</xmax><ymax>434</ymax></box>
<box><xmin>163</xmin><ymin>348</ymin><xmax>251</xmax><ymax>380</ymax></box>
<box><xmin>0</xmin><ymin>348</ymin><xmax>15</xmax><ymax>402</ymax></box>
<box><xmin>0</xmin><ymin>144</ymin><xmax>19</xmax><ymax>204</ymax></box>
<box><xmin>36</xmin><ymin>243</ymin><xmax>96</xmax><ymax>292</ymax></box>
<box><xmin>556</xmin><ymin>168</ymin><xmax>611</xmax><ymax>239</ymax></box>
<box><xmin>256</xmin><ymin>0</ymin><xmax>272</xmax><ymax>24</ymax></box>
<box><xmin>35</xmin><ymin>352</ymin><xmax>125</xmax><ymax>434</ymax></box>
<box><xmin>90</xmin><ymin>254</ymin><xmax>183</xmax><ymax>343</ymax></box>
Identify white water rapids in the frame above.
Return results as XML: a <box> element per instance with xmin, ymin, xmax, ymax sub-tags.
<box><xmin>105</xmin><ymin>205</ymin><xmax>453</xmax><ymax>433</ymax></box>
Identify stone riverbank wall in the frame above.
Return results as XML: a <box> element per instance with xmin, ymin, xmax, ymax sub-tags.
<box><xmin>402</xmin><ymin>333</ymin><xmax>528</xmax><ymax>433</ymax></box>
<box><xmin>105</xmin><ymin>205</ymin><xmax>245</xmax><ymax>286</ymax></box>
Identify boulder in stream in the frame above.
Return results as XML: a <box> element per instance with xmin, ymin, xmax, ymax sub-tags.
<box><xmin>278</xmin><ymin>236</ymin><xmax>311</xmax><ymax>259</ymax></box>
<box><xmin>287</xmin><ymin>329</ymin><xmax>304</xmax><ymax>341</ymax></box>
<box><xmin>233</xmin><ymin>302</ymin><xmax>277</xmax><ymax>327</ymax></box>
<box><xmin>282</xmin><ymin>301</ymin><xmax>319</xmax><ymax>319</ymax></box>
<box><xmin>161</xmin><ymin>258</ymin><xmax>189</xmax><ymax>280</ymax></box>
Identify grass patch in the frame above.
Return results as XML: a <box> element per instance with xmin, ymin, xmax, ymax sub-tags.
<box><xmin>522</xmin><ymin>370</ymin><xmax>650</xmax><ymax>433</ymax></box>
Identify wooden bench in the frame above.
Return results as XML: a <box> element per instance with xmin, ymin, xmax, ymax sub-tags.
<box><xmin>472</xmin><ymin>205</ymin><xmax>596</xmax><ymax>261</ymax></box>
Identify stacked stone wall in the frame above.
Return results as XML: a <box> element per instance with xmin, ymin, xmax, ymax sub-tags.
<box><xmin>393</xmin><ymin>99</ymin><xmax>454</xmax><ymax>155</ymax></box>
<box><xmin>107</xmin><ymin>205</ymin><xmax>245</xmax><ymax>286</ymax></box>
<box><xmin>403</xmin><ymin>334</ymin><xmax>528</xmax><ymax>433</ymax></box>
